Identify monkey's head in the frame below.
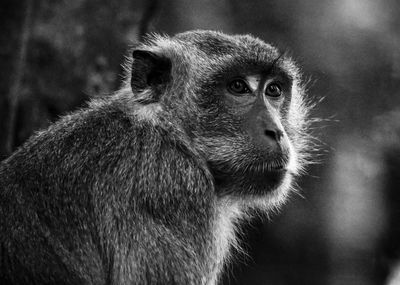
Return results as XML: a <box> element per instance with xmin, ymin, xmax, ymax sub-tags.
<box><xmin>127</xmin><ymin>30</ymin><xmax>312</xmax><ymax>208</ymax></box>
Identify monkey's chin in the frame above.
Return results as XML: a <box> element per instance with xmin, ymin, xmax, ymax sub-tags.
<box><xmin>247</xmin><ymin>168</ymin><xmax>289</xmax><ymax>195</ymax></box>
<box><xmin>213</xmin><ymin>167</ymin><xmax>291</xmax><ymax>197</ymax></box>
<box><xmin>242</xmin><ymin>173</ymin><xmax>294</xmax><ymax>212</ymax></box>
<box><xmin>262</xmin><ymin>168</ymin><xmax>287</xmax><ymax>187</ymax></box>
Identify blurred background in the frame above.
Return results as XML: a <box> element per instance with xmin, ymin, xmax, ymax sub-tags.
<box><xmin>1</xmin><ymin>0</ymin><xmax>400</xmax><ymax>284</ymax></box>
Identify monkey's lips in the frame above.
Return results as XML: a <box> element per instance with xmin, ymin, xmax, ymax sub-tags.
<box><xmin>263</xmin><ymin>167</ymin><xmax>287</xmax><ymax>185</ymax></box>
<box><xmin>210</xmin><ymin>153</ymin><xmax>291</xmax><ymax>194</ymax></box>
<box><xmin>257</xmin><ymin>156</ymin><xmax>290</xmax><ymax>185</ymax></box>
<box><xmin>260</xmin><ymin>153</ymin><xmax>290</xmax><ymax>172</ymax></box>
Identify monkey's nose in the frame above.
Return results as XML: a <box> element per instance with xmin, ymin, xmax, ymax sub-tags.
<box><xmin>263</xmin><ymin>128</ymin><xmax>283</xmax><ymax>143</ymax></box>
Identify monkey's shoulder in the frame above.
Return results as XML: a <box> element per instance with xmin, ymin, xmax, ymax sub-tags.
<box><xmin>0</xmin><ymin>100</ymin><xmax>209</xmax><ymax>191</ymax></box>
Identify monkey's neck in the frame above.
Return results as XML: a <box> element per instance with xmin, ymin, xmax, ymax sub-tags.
<box><xmin>208</xmin><ymin>197</ymin><xmax>244</xmax><ymax>283</ymax></box>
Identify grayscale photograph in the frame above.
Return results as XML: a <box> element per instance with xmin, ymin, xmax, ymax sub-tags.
<box><xmin>0</xmin><ymin>1</ymin><xmax>399</xmax><ymax>284</ymax></box>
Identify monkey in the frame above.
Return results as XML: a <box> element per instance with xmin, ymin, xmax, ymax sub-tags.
<box><xmin>0</xmin><ymin>30</ymin><xmax>313</xmax><ymax>284</ymax></box>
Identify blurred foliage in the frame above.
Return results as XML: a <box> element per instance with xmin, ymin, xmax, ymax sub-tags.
<box><xmin>1</xmin><ymin>0</ymin><xmax>400</xmax><ymax>284</ymax></box>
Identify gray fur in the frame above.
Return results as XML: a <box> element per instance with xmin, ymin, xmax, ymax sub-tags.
<box><xmin>0</xmin><ymin>30</ymin><xmax>312</xmax><ymax>284</ymax></box>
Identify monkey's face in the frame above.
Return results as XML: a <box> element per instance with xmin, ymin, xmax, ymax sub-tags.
<box><xmin>197</xmin><ymin>74</ymin><xmax>297</xmax><ymax>197</ymax></box>
<box><xmin>189</xmin><ymin>35</ymin><xmax>306</xmax><ymax>199</ymax></box>
<box><xmin>130</xmin><ymin>31</ymin><xmax>309</xmax><ymax>203</ymax></box>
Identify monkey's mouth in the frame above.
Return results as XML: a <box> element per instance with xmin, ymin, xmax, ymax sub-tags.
<box><xmin>210</xmin><ymin>156</ymin><xmax>290</xmax><ymax>195</ymax></box>
<box><xmin>255</xmin><ymin>153</ymin><xmax>290</xmax><ymax>173</ymax></box>
<box><xmin>266</xmin><ymin>159</ymin><xmax>288</xmax><ymax>171</ymax></box>
<box><xmin>209</xmin><ymin>151</ymin><xmax>291</xmax><ymax>193</ymax></box>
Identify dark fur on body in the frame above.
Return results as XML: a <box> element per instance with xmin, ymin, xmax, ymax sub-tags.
<box><xmin>0</xmin><ymin>30</ymin><xmax>312</xmax><ymax>284</ymax></box>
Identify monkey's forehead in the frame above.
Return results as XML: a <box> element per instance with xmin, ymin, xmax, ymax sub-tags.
<box><xmin>173</xmin><ymin>30</ymin><xmax>299</xmax><ymax>77</ymax></box>
<box><xmin>139</xmin><ymin>30</ymin><xmax>300</xmax><ymax>80</ymax></box>
<box><xmin>174</xmin><ymin>30</ymin><xmax>278</xmax><ymax>58</ymax></box>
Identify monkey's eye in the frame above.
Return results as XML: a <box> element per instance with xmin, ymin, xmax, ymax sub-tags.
<box><xmin>265</xmin><ymin>82</ymin><xmax>282</xmax><ymax>98</ymax></box>
<box><xmin>228</xmin><ymin>79</ymin><xmax>251</xmax><ymax>95</ymax></box>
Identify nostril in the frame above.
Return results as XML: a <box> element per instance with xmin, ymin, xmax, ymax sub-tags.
<box><xmin>264</xmin><ymin>129</ymin><xmax>283</xmax><ymax>142</ymax></box>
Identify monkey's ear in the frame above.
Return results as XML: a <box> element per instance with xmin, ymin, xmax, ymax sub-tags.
<box><xmin>131</xmin><ymin>50</ymin><xmax>171</xmax><ymax>96</ymax></box>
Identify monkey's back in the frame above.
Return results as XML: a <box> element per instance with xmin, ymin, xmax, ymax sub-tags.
<box><xmin>0</xmin><ymin>100</ymin><xmax>215</xmax><ymax>284</ymax></box>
